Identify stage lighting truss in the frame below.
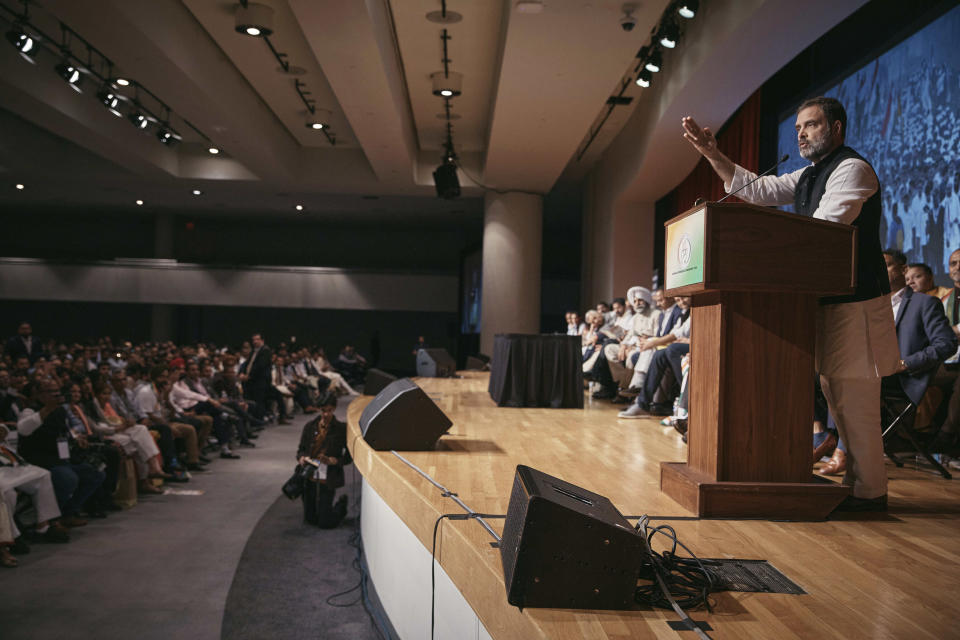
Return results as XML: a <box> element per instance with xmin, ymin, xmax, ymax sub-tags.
<box><xmin>0</xmin><ymin>2</ymin><xmax>223</xmax><ymax>154</ymax></box>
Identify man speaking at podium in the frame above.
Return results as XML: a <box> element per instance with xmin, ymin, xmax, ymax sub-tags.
<box><xmin>681</xmin><ymin>97</ymin><xmax>899</xmax><ymax>511</ymax></box>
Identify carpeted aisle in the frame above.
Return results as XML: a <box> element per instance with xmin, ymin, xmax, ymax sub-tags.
<box><xmin>0</xmin><ymin>397</ymin><xmax>380</xmax><ymax>640</ymax></box>
<box><xmin>220</xmin><ymin>467</ymin><xmax>381</xmax><ymax>640</ymax></box>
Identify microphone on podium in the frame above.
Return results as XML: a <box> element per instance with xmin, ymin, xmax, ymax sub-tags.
<box><xmin>714</xmin><ymin>153</ymin><xmax>790</xmax><ymax>205</ymax></box>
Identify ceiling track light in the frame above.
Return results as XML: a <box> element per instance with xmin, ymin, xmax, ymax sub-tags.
<box><xmin>678</xmin><ymin>0</ymin><xmax>698</xmax><ymax>19</ymax></box>
<box><xmin>157</xmin><ymin>123</ymin><xmax>181</xmax><ymax>146</ymax></box>
<box><xmin>658</xmin><ymin>22</ymin><xmax>679</xmax><ymax>49</ymax></box>
<box><xmin>431</xmin><ymin>70</ymin><xmax>463</xmax><ymax>97</ymax></box>
<box><xmin>55</xmin><ymin>60</ymin><xmax>83</xmax><ymax>92</ymax></box>
<box><xmin>6</xmin><ymin>24</ymin><xmax>38</xmax><ymax>63</ymax></box>
<box><xmin>305</xmin><ymin>121</ymin><xmax>327</xmax><ymax>130</ymax></box>
<box><xmin>235</xmin><ymin>2</ymin><xmax>274</xmax><ymax>37</ymax></box>
<box><xmin>635</xmin><ymin>68</ymin><xmax>652</xmax><ymax>88</ymax></box>
<box><xmin>128</xmin><ymin>103</ymin><xmax>150</xmax><ymax>130</ymax></box>
<box><xmin>208</xmin><ymin>147</ymin><xmax>220</xmax><ymax>155</ymax></box>
<box><xmin>645</xmin><ymin>49</ymin><xmax>663</xmax><ymax>73</ymax></box>
<box><xmin>96</xmin><ymin>85</ymin><xmax>123</xmax><ymax>117</ymax></box>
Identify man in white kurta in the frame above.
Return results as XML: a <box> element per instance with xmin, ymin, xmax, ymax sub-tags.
<box><xmin>682</xmin><ymin>97</ymin><xmax>900</xmax><ymax>509</ymax></box>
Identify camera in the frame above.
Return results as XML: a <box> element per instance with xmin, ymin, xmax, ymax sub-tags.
<box><xmin>619</xmin><ymin>14</ymin><xmax>636</xmax><ymax>31</ymax></box>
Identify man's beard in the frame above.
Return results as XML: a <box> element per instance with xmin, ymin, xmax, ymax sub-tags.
<box><xmin>799</xmin><ymin>130</ymin><xmax>833</xmax><ymax>162</ymax></box>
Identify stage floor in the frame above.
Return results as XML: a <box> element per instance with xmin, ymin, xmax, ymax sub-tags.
<box><xmin>346</xmin><ymin>372</ymin><xmax>960</xmax><ymax>639</ymax></box>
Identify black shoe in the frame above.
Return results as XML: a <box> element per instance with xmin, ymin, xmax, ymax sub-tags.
<box><xmin>611</xmin><ymin>394</ymin><xmax>633</xmax><ymax>405</ymax></box>
<box><xmin>104</xmin><ymin>501</ymin><xmax>123</xmax><ymax>512</ymax></box>
<box><xmin>834</xmin><ymin>494</ymin><xmax>887</xmax><ymax>513</ymax></box>
<box><xmin>245</xmin><ymin>432</ymin><xmax>259</xmax><ymax>440</ymax></box>
<box><xmin>42</xmin><ymin>525</ymin><xmax>70</xmax><ymax>543</ymax></box>
<box><xmin>186</xmin><ymin>462</ymin><xmax>207</xmax><ymax>472</ymax></box>
<box><xmin>673</xmin><ymin>418</ymin><xmax>688</xmax><ymax>435</ymax></box>
<box><xmin>198</xmin><ymin>455</ymin><xmax>213</xmax><ymax>464</ymax></box>
<box><xmin>220</xmin><ymin>451</ymin><xmax>241</xmax><ymax>459</ymax></box>
<box><xmin>649</xmin><ymin>403</ymin><xmax>673</xmax><ymax>416</ymax></box>
<box><xmin>238</xmin><ymin>440</ymin><xmax>256</xmax><ymax>448</ymax></box>
<box><xmin>85</xmin><ymin>509</ymin><xmax>108</xmax><ymax>519</ymax></box>
<box><xmin>10</xmin><ymin>537</ymin><xmax>30</xmax><ymax>555</ymax></box>
<box><xmin>591</xmin><ymin>387</ymin><xmax>616</xmax><ymax>400</ymax></box>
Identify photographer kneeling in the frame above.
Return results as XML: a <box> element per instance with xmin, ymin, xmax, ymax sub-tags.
<box><xmin>296</xmin><ymin>393</ymin><xmax>350</xmax><ymax>528</ymax></box>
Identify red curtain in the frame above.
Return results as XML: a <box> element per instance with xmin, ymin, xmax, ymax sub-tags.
<box><xmin>671</xmin><ymin>89</ymin><xmax>763</xmax><ymax>213</ymax></box>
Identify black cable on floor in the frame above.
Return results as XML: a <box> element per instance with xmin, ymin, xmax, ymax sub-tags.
<box><xmin>633</xmin><ymin>515</ymin><xmax>715</xmax><ymax>640</ymax></box>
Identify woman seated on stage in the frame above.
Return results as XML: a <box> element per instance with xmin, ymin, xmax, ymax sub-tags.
<box><xmin>296</xmin><ymin>393</ymin><xmax>351</xmax><ymax>529</ymax></box>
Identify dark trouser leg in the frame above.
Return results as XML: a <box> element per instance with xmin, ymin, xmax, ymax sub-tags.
<box><xmin>49</xmin><ymin>464</ymin><xmax>79</xmax><ymax>514</ymax></box>
<box><xmin>302</xmin><ymin>481</ymin><xmax>345</xmax><ymax>529</ymax></box>
<box><xmin>193</xmin><ymin>401</ymin><xmax>232</xmax><ymax>445</ymax></box>
<box><xmin>57</xmin><ymin>464</ymin><xmax>104</xmax><ymax>517</ymax></box>
<box><xmin>293</xmin><ymin>385</ymin><xmax>313</xmax><ymax>410</ymax></box>
<box><xmin>932</xmin><ymin>364</ymin><xmax>960</xmax><ymax>433</ymax></box>
<box><xmin>635</xmin><ymin>349</ymin><xmax>671</xmax><ymax>409</ymax></box>
<box><xmin>91</xmin><ymin>446</ymin><xmax>120</xmax><ymax>508</ymax></box>
<box><xmin>150</xmin><ymin>423</ymin><xmax>177</xmax><ymax>467</ymax></box>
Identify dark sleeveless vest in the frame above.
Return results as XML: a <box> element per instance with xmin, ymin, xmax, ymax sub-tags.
<box><xmin>794</xmin><ymin>145</ymin><xmax>888</xmax><ymax>304</ymax></box>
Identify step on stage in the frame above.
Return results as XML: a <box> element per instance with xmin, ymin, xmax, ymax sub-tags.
<box><xmin>346</xmin><ymin>372</ymin><xmax>960</xmax><ymax>640</ymax></box>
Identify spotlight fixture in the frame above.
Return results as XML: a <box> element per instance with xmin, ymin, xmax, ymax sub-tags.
<box><xmin>208</xmin><ymin>147</ymin><xmax>220</xmax><ymax>155</ymax></box>
<box><xmin>658</xmin><ymin>23</ymin><xmax>679</xmax><ymax>49</ymax></box>
<box><xmin>113</xmin><ymin>76</ymin><xmax>130</xmax><ymax>87</ymax></box>
<box><xmin>678</xmin><ymin>0</ymin><xmax>698</xmax><ymax>19</ymax></box>
<box><xmin>135</xmin><ymin>199</ymin><xmax>144</xmax><ymax>206</ymax></box>
<box><xmin>6</xmin><ymin>25</ymin><xmax>37</xmax><ymax>63</ymax></box>
<box><xmin>431</xmin><ymin>71</ymin><xmax>463</xmax><ymax>98</ymax></box>
<box><xmin>97</xmin><ymin>85</ymin><xmax>123</xmax><ymax>117</ymax></box>
<box><xmin>295</xmin><ymin>204</ymin><xmax>304</xmax><ymax>211</ymax></box>
<box><xmin>645</xmin><ymin>49</ymin><xmax>662</xmax><ymax>73</ymax></box>
<box><xmin>192</xmin><ymin>189</ymin><xmax>202</xmax><ymax>196</ymax></box>
<box><xmin>156</xmin><ymin>124</ymin><xmax>182</xmax><ymax>146</ymax></box>
<box><xmin>55</xmin><ymin>61</ymin><xmax>83</xmax><ymax>93</ymax></box>
<box><xmin>128</xmin><ymin>104</ymin><xmax>150</xmax><ymax>130</ymax></box>
<box><xmin>635</xmin><ymin>69</ymin><xmax>652</xmax><ymax>88</ymax></box>
<box><xmin>15</xmin><ymin>183</ymin><xmax>25</xmax><ymax>190</ymax></box>
<box><xmin>235</xmin><ymin>2</ymin><xmax>274</xmax><ymax>37</ymax></box>
<box><xmin>305</xmin><ymin>121</ymin><xmax>327</xmax><ymax>130</ymax></box>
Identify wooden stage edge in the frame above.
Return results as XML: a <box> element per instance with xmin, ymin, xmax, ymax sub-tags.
<box><xmin>346</xmin><ymin>372</ymin><xmax>960</xmax><ymax>640</ymax></box>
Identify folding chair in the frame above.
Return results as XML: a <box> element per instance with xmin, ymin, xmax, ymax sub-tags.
<box><xmin>881</xmin><ymin>380</ymin><xmax>951</xmax><ymax>479</ymax></box>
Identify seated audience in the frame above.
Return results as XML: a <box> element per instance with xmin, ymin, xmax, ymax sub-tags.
<box><xmin>170</xmin><ymin>362</ymin><xmax>240</xmax><ymax>459</ymax></box>
<box><xmin>311</xmin><ymin>349</ymin><xmax>359</xmax><ymax>396</ymax></box>
<box><xmin>17</xmin><ymin>380</ymin><xmax>106</xmax><ymax>527</ymax></box>
<box><xmin>905</xmin><ymin>262</ymin><xmax>951</xmax><ymax>299</ymax></box>
<box><xmin>618</xmin><ymin>297</ymin><xmax>692</xmax><ymax>418</ymax></box>
<box><xmin>1</xmin><ymin>423</ymin><xmax>69</xmax><ymax>546</ymax></box>
<box><xmin>137</xmin><ymin>367</ymin><xmax>208</xmax><ymax>472</ymax></box>
<box><xmin>335</xmin><ymin>345</ymin><xmax>367</xmax><ymax>387</ymax></box>
<box><xmin>604</xmin><ymin>287</ymin><xmax>661</xmax><ymax>402</ymax></box>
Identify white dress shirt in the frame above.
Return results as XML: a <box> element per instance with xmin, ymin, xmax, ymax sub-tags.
<box><xmin>169</xmin><ymin>379</ymin><xmax>211</xmax><ymax>413</ymax></box>
<box><xmin>726</xmin><ymin>158</ymin><xmax>879</xmax><ymax>224</ymax></box>
<box><xmin>890</xmin><ymin>286</ymin><xmax>908</xmax><ymax>320</ymax></box>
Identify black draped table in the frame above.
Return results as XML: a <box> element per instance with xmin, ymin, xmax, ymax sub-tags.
<box><xmin>487</xmin><ymin>334</ymin><xmax>584</xmax><ymax>408</ymax></box>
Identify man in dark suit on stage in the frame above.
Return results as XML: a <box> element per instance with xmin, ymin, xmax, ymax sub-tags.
<box><xmin>885</xmin><ymin>249</ymin><xmax>957</xmax><ymax>407</ymax></box>
<box><xmin>5</xmin><ymin>322</ymin><xmax>43</xmax><ymax>364</ymax></box>
<box><xmin>239</xmin><ymin>333</ymin><xmax>272</xmax><ymax>420</ymax></box>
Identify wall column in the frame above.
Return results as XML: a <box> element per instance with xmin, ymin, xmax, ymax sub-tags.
<box><xmin>151</xmin><ymin>213</ymin><xmax>175</xmax><ymax>341</ymax></box>
<box><xmin>480</xmin><ymin>191</ymin><xmax>542</xmax><ymax>356</ymax></box>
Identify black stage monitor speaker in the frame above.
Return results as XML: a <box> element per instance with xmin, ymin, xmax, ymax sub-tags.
<box><xmin>416</xmin><ymin>348</ymin><xmax>456</xmax><ymax>378</ymax></box>
<box><xmin>359</xmin><ymin>378</ymin><xmax>453</xmax><ymax>451</ymax></box>
<box><xmin>364</xmin><ymin>368</ymin><xmax>398</xmax><ymax>396</ymax></box>
<box><xmin>499</xmin><ymin>465</ymin><xmax>644</xmax><ymax>610</ymax></box>
<box><xmin>465</xmin><ymin>356</ymin><xmax>488</xmax><ymax>371</ymax></box>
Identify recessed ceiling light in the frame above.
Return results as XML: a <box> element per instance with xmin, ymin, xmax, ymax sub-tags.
<box><xmin>135</xmin><ymin>199</ymin><xmax>144</xmax><ymax>206</ymax></box>
<box><xmin>295</xmin><ymin>204</ymin><xmax>304</xmax><ymax>211</ymax></box>
<box><xmin>114</xmin><ymin>77</ymin><xmax>131</xmax><ymax>87</ymax></box>
<box><xmin>15</xmin><ymin>183</ymin><xmax>25</xmax><ymax>190</ymax></box>
<box><xmin>306</xmin><ymin>122</ymin><xmax>326</xmax><ymax>130</ymax></box>
<box><xmin>208</xmin><ymin>147</ymin><xmax>220</xmax><ymax>155</ymax></box>
<box><xmin>192</xmin><ymin>189</ymin><xmax>202</xmax><ymax>196</ymax></box>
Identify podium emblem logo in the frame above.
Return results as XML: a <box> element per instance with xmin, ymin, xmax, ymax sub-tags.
<box><xmin>677</xmin><ymin>234</ymin><xmax>692</xmax><ymax>268</ymax></box>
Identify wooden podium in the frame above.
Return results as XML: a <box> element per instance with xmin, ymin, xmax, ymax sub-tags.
<box><xmin>659</xmin><ymin>202</ymin><xmax>855</xmax><ymax>519</ymax></box>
